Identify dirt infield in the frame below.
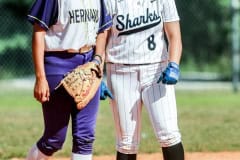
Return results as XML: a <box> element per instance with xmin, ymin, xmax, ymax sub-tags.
<box><xmin>11</xmin><ymin>152</ymin><xmax>240</xmax><ymax>160</ymax></box>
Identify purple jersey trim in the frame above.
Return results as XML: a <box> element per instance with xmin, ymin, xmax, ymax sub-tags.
<box><xmin>27</xmin><ymin>0</ymin><xmax>58</xmax><ymax>30</ymax></box>
<box><xmin>27</xmin><ymin>0</ymin><xmax>111</xmax><ymax>32</ymax></box>
<box><xmin>98</xmin><ymin>0</ymin><xmax>113</xmax><ymax>33</ymax></box>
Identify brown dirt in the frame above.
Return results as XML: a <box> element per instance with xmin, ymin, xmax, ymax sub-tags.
<box><xmin>11</xmin><ymin>152</ymin><xmax>240</xmax><ymax>160</ymax></box>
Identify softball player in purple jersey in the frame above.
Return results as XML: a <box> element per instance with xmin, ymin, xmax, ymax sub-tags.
<box><xmin>102</xmin><ymin>0</ymin><xmax>185</xmax><ymax>159</ymax></box>
<box><xmin>26</xmin><ymin>0</ymin><xmax>112</xmax><ymax>159</ymax></box>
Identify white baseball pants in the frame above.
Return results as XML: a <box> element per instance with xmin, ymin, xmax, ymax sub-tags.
<box><xmin>106</xmin><ymin>62</ymin><xmax>182</xmax><ymax>154</ymax></box>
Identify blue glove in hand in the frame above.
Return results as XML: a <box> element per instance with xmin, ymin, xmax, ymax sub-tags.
<box><xmin>157</xmin><ymin>62</ymin><xmax>180</xmax><ymax>84</ymax></box>
<box><xmin>100</xmin><ymin>81</ymin><xmax>113</xmax><ymax>100</ymax></box>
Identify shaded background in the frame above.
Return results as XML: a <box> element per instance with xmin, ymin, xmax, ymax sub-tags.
<box><xmin>0</xmin><ymin>0</ymin><xmax>239</xmax><ymax>85</ymax></box>
<box><xmin>0</xmin><ymin>0</ymin><xmax>240</xmax><ymax>159</ymax></box>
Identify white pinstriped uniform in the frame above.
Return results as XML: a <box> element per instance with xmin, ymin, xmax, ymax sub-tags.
<box><xmin>105</xmin><ymin>0</ymin><xmax>182</xmax><ymax>154</ymax></box>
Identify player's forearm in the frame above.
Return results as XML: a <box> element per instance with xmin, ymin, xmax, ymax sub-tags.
<box><xmin>95</xmin><ymin>30</ymin><xmax>109</xmax><ymax>64</ymax></box>
<box><xmin>168</xmin><ymin>38</ymin><xmax>182</xmax><ymax>65</ymax></box>
<box><xmin>164</xmin><ymin>21</ymin><xmax>182</xmax><ymax>64</ymax></box>
<box><xmin>32</xmin><ymin>24</ymin><xmax>46</xmax><ymax>79</ymax></box>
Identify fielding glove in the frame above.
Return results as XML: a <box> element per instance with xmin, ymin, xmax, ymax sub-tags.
<box><xmin>56</xmin><ymin>62</ymin><xmax>102</xmax><ymax>110</ymax></box>
<box><xmin>157</xmin><ymin>62</ymin><xmax>180</xmax><ymax>84</ymax></box>
<box><xmin>100</xmin><ymin>81</ymin><xmax>113</xmax><ymax>100</ymax></box>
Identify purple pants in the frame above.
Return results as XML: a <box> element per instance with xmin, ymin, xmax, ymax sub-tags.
<box><xmin>36</xmin><ymin>50</ymin><xmax>100</xmax><ymax>156</ymax></box>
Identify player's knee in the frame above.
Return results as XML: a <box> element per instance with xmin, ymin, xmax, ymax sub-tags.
<box><xmin>72</xmin><ymin>136</ymin><xmax>95</xmax><ymax>154</ymax></box>
<box><xmin>157</xmin><ymin>131</ymin><xmax>182</xmax><ymax>147</ymax></box>
<box><xmin>37</xmin><ymin>136</ymin><xmax>66</xmax><ymax>156</ymax></box>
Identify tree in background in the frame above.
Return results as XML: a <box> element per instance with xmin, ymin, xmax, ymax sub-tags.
<box><xmin>0</xmin><ymin>0</ymin><xmax>234</xmax><ymax>80</ymax></box>
<box><xmin>176</xmin><ymin>0</ymin><xmax>231</xmax><ymax>79</ymax></box>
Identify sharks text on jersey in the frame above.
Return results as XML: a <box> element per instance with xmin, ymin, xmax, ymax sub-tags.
<box><xmin>116</xmin><ymin>8</ymin><xmax>161</xmax><ymax>36</ymax></box>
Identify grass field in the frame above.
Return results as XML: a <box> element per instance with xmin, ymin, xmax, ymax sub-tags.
<box><xmin>0</xmin><ymin>88</ymin><xmax>240</xmax><ymax>159</ymax></box>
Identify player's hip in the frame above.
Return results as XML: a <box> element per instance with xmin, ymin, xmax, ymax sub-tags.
<box><xmin>106</xmin><ymin>61</ymin><xmax>168</xmax><ymax>73</ymax></box>
<box><xmin>106</xmin><ymin>61</ymin><xmax>168</xmax><ymax>88</ymax></box>
<box><xmin>105</xmin><ymin>56</ymin><xmax>168</xmax><ymax>65</ymax></box>
<box><xmin>44</xmin><ymin>50</ymin><xmax>94</xmax><ymax>75</ymax></box>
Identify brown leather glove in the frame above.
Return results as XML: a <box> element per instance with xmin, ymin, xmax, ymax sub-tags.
<box><xmin>56</xmin><ymin>62</ymin><xmax>102</xmax><ymax>109</ymax></box>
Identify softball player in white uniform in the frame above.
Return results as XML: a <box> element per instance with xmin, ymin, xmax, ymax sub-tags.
<box><xmin>104</xmin><ymin>0</ymin><xmax>184</xmax><ymax>159</ymax></box>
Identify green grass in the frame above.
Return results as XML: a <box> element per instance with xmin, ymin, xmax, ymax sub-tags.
<box><xmin>177</xmin><ymin>91</ymin><xmax>240</xmax><ymax>152</ymax></box>
<box><xmin>0</xmin><ymin>89</ymin><xmax>240</xmax><ymax>159</ymax></box>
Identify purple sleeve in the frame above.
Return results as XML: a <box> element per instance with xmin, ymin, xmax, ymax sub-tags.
<box><xmin>98</xmin><ymin>0</ymin><xmax>113</xmax><ymax>33</ymax></box>
<box><xmin>27</xmin><ymin>0</ymin><xmax>58</xmax><ymax>31</ymax></box>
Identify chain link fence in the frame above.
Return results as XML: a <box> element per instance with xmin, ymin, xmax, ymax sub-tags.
<box><xmin>0</xmin><ymin>3</ymin><xmax>33</xmax><ymax>79</ymax></box>
<box><xmin>0</xmin><ymin>0</ymin><xmax>239</xmax><ymax>82</ymax></box>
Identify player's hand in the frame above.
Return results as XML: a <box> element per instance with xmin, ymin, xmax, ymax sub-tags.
<box><xmin>34</xmin><ymin>77</ymin><xmax>50</xmax><ymax>103</ymax></box>
<box><xmin>100</xmin><ymin>81</ymin><xmax>113</xmax><ymax>100</ymax></box>
<box><xmin>157</xmin><ymin>62</ymin><xmax>180</xmax><ymax>84</ymax></box>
